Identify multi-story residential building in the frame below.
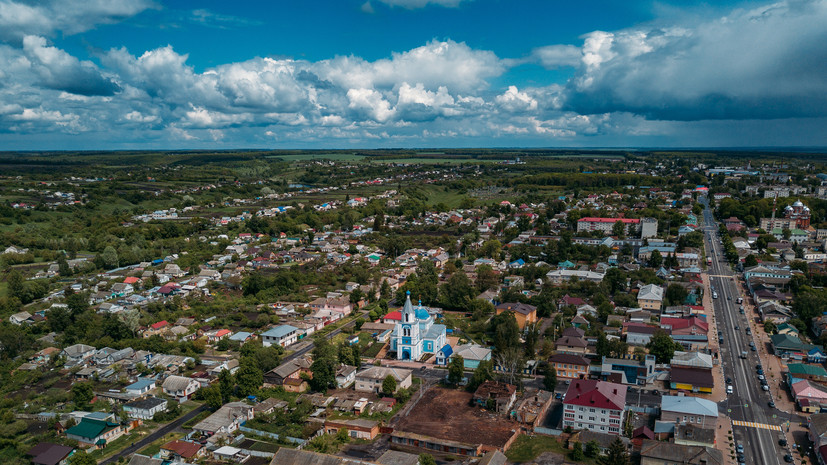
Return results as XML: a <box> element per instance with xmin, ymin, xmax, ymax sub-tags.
<box><xmin>495</xmin><ymin>302</ymin><xmax>537</xmax><ymax>330</ymax></box>
<box><xmin>549</xmin><ymin>354</ymin><xmax>590</xmax><ymax>380</ymax></box>
<box><xmin>660</xmin><ymin>395</ymin><xmax>718</xmax><ymax>427</ymax></box>
<box><xmin>637</xmin><ymin>284</ymin><xmax>664</xmax><ymax>311</ymax></box>
<box><xmin>261</xmin><ymin>325</ymin><xmax>299</xmax><ymax>347</ymax></box>
<box><xmin>562</xmin><ymin>380</ymin><xmax>626</xmax><ymax>435</ymax></box>
<box><xmin>576</xmin><ymin>217</ymin><xmax>657</xmax><ymax>238</ymax></box>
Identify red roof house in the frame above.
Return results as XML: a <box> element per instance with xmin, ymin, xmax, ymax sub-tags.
<box><xmin>382</xmin><ymin>311</ymin><xmax>401</xmax><ymax>324</ymax></box>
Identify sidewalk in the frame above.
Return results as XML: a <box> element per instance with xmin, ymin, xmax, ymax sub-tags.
<box><xmin>701</xmin><ymin>272</ymin><xmax>727</xmax><ymax>403</ymax></box>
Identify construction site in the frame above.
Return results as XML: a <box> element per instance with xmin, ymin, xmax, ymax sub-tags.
<box><xmin>391</xmin><ymin>387</ymin><xmax>521</xmax><ymax>456</ymax></box>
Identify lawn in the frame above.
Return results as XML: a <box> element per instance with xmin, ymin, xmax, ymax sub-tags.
<box><xmin>505</xmin><ymin>434</ymin><xmax>568</xmax><ymax>463</ymax></box>
<box><xmin>361</xmin><ymin>341</ymin><xmax>385</xmax><ymax>358</ymax></box>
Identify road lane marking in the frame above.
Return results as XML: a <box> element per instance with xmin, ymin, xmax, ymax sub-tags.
<box><xmin>732</xmin><ymin>420</ymin><xmax>782</xmax><ymax>431</ymax></box>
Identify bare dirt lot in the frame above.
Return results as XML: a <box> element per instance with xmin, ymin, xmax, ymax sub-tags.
<box><xmin>394</xmin><ymin>387</ymin><xmax>518</xmax><ymax>448</ymax></box>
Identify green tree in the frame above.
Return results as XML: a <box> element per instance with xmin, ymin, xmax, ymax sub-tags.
<box><xmin>235</xmin><ymin>359</ymin><xmax>263</xmax><ymax>397</ymax></box>
<box><xmin>475</xmin><ymin>264</ymin><xmax>499</xmax><ymax>292</ymax></box>
<box><xmin>199</xmin><ymin>385</ymin><xmax>223</xmax><ymax>410</ymax></box>
<box><xmin>612</xmin><ymin>220</ymin><xmax>626</xmax><ymax>239</ymax></box>
<box><xmin>488</xmin><ymin>312</ymin><xmax>520</xmax><ymax>353</ymax></box>
<box><xmin>418</xmin><ymin>454</ymin><xmax>437</xmax><ymax>465</ymax></box>
<box><xmin>58</xmin><ymin>255</ymin><xmax>71</xmax><ymax>276</ymax></box>
<box><xmin>380</xmin><ymin>279</ymin><xmax>392</xmax><ymax>300</ymax></box>
<box><xmin>764</xmin><ymin>321</ymin><xmax>777</xmax><ymax>334</ymax></box>
<box><xmin>646</xmin><ymin>329</ymin><xmax>680</xmax><ymax>364</ymax></box>
<box><xmin>101</xmin><ymin>245</ymin><xmax>119</xmax><ymax>268</ymax></box>
<box><xmin>585</xmin><ymin>440</ymin><xmax>601</xmax><ymax>458</ymax></box>
<box><xmin>7</xmin><ymin>270</ymin><xmax>24</xmax><ymax>300</ymax></box>
<box><xmin>349</xmin><ymin>288</ymin><xmax>364</xmax><ymax>305</ymax></box>
<box><xmin>480</xmin><ymin>239</ymin><xmax>502</xmax><ymax>259</ymax></box>
<box><xmin>665</xmin><ymin>283</ymin><xmax>688</xmax><ymax>306</ymax></box>
<box><xmin>595</xmin><ymin>331</ymin><xmax>611</xmax><ymax>357</ymax></box>
<box><xmin>744</xmin><ymin>254</ymin><xmax>758</xmax><ymax>267</ymax></box>
<box><xmin>543</xmin><ymin>362</ymin><xmax>557</xmax><ymax>391</ymax></box>
<box><xmin>310</xmin><ymin>339</ymin><xmax>338</xmax><ymax>393</ymax></box>
<box><xmin>382</xmin><ymin>375</ymin><xmax>397</xmax><ymax>395</ymax></box>
<box><xmin>570</xmin><ymin>441</ymin><xmax>584</xmax><ymax>461</ymax></box>
<box><xmin>70</xmin><ymin>450</ymin><xmax>97</xmax><ymax>465</ymax></box>
<box><xmin>439</xmin><ymin>271</ymin><xmax>476</xmax><ymax>310</ymax></box>
<box><xmin>218</xmin><ymin>369</ymin><xmax>235</xmax><ymax>403</ymax></box>
<box><xmin>525</xmin><ymin>323</ymin><xmax>540</xmax><ymax>356</ymax></box>
<box><xmin>448</xmin><ymin>356</ymin><xmax>465</xmax><ymax>384</ymax></box>
<box><xmin>599</xmin><ymin>437</ymin><xmax>630</xmax><ymax>465</ymax></box>
<box><xmin>71</xmin><ymin>382</ymin><xmax>94</xmax><ymax>406</ymax></box>
<box><xmin>648</xmin><ymin>250</ymin><xmax>663</xmax><ymax>268</ymax></box>
<box><xmin>604</xmin><ymin>267</ymin><xmax>626</xmax><ymax>295</ymax></box>
<box><xmin>469</xmin><ymin>298</ymin><xmax>495</xmax><ymax>321</ymax></box>
<box><xmin>469</xmin><ymin>359</ymin><xmax>494</xmax><ymax>391</ymax></box>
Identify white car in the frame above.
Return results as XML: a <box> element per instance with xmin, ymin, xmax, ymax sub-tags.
<box><xmin>727</xmin><ymin>385</ymin><xmax>733</xmax><ymax>394</ymax></box>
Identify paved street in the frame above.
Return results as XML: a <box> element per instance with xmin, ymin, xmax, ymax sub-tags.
<box><xmin>702</xmin><ymin>199</ymin><xmax>791</xmax><ymax>465</ymax></box>
<box><xmin>100</xmin><ymin>404</ymin><xmax>208</xmax><ymax>465</ymax></box>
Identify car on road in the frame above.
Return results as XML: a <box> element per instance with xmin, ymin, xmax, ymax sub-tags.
<box><xmin>746</xmin><ymin>328</ymin><xmax>751</xmax><ymax>335</ymax></box>
<box><xmin>757</xmin><ymin>369</ymin><xmax>764</xmax><ymax>375</ymax></box>
<box><xmin>751</xmin><ymin>346</ymin><xmax>757</xmax><ymax>351</ymax></box>
<box><xmin>554</xmin><ymin>392</ymin><xmax>563</xmax><ymax>399</ymax></box>
<box><xmin>769</xmin><ymin>401</ymin><xmax>776</xmax><ymax>408</ymax></box>
<box><xmin>757</xmin><ymin>364</ymin><xmax>763</xmax><ymax>369</ymax></box>
<box><xmin>758</xmin><ymin>374</ymin><xmax>765</xmax><ymax>380</ymax></box>
<box><xmin>750</xmin><ymin>341</ymin><xmax>756</xmax><ymax>347</ymax></box>
<box><xmin>784</xmin><ymin>454</ymin><xmax>794</xmax><ymax>463</ymax></box>
<box><xmin>739</xmin><ymin>308</ymin><xmax>745</xmax><ymax>314</ymax></box>
<box><xmin>779</xmin><ymin>439</ymin><xmax>788</xmax><ymax>447</ymax></box>
<box><xmin>762</xmin><ymin>385</ymin><xmax>770</xmax><ymax>391</ymax></box>
<box><xmin>728</xmin><ymin>296</ymin><xmax>732</xmax><ymax>300</ymax></box>
<box><xmin>735</xmin><ymin>325</ymin><xmax>740</xmax><ymax>330</ymax></box>
<box><xmin>726</xmin><ymin>377</ymin><xmax>732</xmax><ymax>384</ymax></box>
<box><xmin>727</xmin><ymin>385</ymin><xmax>734</xmax><ymax>394</ymax></box>
<box><xmin>736</xmin><ymin>444</ymin><xmax>744</xmax><ymax>454</ymax></box>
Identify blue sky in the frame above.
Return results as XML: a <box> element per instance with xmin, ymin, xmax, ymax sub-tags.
<box><xmin>0</xmin><ymin>0</ymin><xmax>825</xmax><ymax>149</ymax></box>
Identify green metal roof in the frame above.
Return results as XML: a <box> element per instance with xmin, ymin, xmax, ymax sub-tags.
<box><xmin>65</xmin><ymin>418</ymin><xmax>119</xmax><ymax>441</ymax></box>
<box><xmin>788</xmin><ymin>363</ymin><xmax>827</xmax><ymax>376</ymax></box>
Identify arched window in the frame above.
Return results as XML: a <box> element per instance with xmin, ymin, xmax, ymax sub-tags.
<box><xmin>405</xmin><ymin>313</ymin><xmax>410</xmax><ymax>322</ymax></box>
<box><xmin>403</xmin><ymin>327</ymin><xmax>410</xmax><ymax>337</ymax></box>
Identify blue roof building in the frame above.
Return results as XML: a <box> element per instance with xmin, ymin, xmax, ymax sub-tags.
<box><xmin>435</xmin><ymin>344</ymin><xmax>453</xmax><ymax>366</ymax></box>
<box><xmin>391</xmin><ymin>292</ymin><xmax>447</xmax><ymax>362</ymax></box>
<box><xmin>125</xmin><ymin>378</ymin><xmax>156</xmax><ymax>396</ymax></box>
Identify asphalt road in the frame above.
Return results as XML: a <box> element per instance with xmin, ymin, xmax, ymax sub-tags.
<box><xmin>702</xmin><ymin>199</ymin><xmax>785</xmax><ymax>465</ymax></box>
<box><xmin>100</xmin><ymin>404</ymin><xmax>208</xmax><ymax>465</ymax></box>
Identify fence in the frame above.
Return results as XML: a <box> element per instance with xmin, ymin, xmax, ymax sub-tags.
<box><xmin>533</xmin><ymin>427</ymin><xmax>563</xmax><ymax>436</ymax></box>
<box><xmin>238</xmin><ymin>425</ymin><xmax>306</xmax><ymax>445</ymax></box>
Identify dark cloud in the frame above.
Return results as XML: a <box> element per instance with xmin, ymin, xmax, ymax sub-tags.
<box><xmin>562</xmin><ymin>0</ymin><xmax>827</xmax><ymax>120</ymax></box>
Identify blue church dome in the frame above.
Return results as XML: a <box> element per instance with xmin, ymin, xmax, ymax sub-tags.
<box><xmin>415</xmin><ymin>308</ymin><xmax>430</xmax><ymax>320</ymax></box>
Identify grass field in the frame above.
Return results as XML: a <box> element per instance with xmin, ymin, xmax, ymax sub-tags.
<box><xmin>265</xmin><ymin>153</ymin><xmax>366</xmax><ymax>161</ymax></box>
<box><xmin>370</xmin><ymin>157</ymin><xmax>498</xmax><ymax>164</ymax></box>
<box><xmin>506</xmin><ymin>434</ymin><xmax>576</xmax><ymax>463</ymax></box>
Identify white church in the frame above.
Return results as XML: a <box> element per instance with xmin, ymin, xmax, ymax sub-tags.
<box><xmin>391</xmin><ymin>292</ymin><xmax>447</xmax><ymax>361</ymax></box>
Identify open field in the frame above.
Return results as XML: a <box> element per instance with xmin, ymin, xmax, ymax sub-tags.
<box><xmin>266</xmin><ymin>153</ymin><xmax>367</xmax><ymax>161</ymax></box>
<box><xmin>394</xmin><ymin>387</ymin><xmax>518</xmax><ymax>449</ymax></box>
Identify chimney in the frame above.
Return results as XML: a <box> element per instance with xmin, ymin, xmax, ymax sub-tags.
<box><xmin>613</xmin><ymin>389</ymin><xmax>618</xmax><ymax>394</ymax></box>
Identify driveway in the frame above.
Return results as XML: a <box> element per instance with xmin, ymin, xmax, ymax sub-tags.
<box><xmin>100</xmin><ymin>404</ymin><xmax>208</xmax><ymax>465</ymax></box>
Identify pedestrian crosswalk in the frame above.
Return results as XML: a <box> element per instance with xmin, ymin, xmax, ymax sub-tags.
<box><xmin>732</xmin><ymin>420</ymin><xmax>782</xmax><ymax>431</ymax></box>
